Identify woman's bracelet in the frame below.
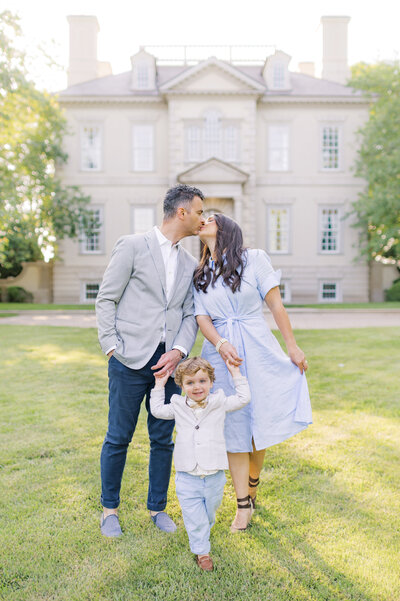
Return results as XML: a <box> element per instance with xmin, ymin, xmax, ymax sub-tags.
<box><xmin>215</xmin><ymin>338</ymin><xmax>228</xmax><ymax>353</ymax></box>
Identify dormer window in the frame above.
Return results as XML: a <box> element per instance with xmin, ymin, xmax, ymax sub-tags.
<box><xmin>137</xmin><ymin>63</ymin><xmax>150</xmax><ymax>89</ymax></box>
<box><xmin>263</xmin><ymin>50</ymin><xmax>291</xmax><ymax>91</ymax></box>
<box><xmin>273</xmin><ymin>62</ymin><xmax>285</xmax><ymax>89</ymax></box>
<box><xmin>130</xmin><ymin>49</ymin><xmax>156</xmax><ymax>91</ymax></box>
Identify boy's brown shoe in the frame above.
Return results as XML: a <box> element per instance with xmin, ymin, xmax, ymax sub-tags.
<box><xmin>196</xmin><ymin>554</ymin><xmax>214</xmax><ymax>571</ymax></box>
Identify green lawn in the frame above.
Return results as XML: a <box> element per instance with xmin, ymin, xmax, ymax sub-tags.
<box><xmin>0</xmin><ymin>303</ymin><xmax>95</xmax><ymax>311</ymax></box>
<box><xmin>0</xmin><ymin>326</ymin><xmax>399</xmax><ymax>601</ymax></box>
<box><xmin>286</xmin><ymin>302</ymin><xmax>400</xmax><ymax>309</ymax></box>
<box><xmin>0</xmin><ymin>302</ymin><xmax>399</xmax><ymax>312</ymax></box>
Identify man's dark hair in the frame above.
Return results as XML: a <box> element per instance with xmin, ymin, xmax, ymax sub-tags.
<box><xmin>163</xmin><ymin>184</ymin><xmax>204</xmax><ymax>219</ymax></box>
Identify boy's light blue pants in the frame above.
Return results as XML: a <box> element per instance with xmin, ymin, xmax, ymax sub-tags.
<box><xmin>175</xmin><ymin>470</ymin><xmax>226</xmax><ymax>555</ymax></box>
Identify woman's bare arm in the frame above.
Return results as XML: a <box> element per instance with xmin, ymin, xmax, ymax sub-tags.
<box><xmin>264</xmin><ymin>287</ymin><xmax>308</xmax><ymax>374</ymax></box>
<box><xmin>196</xmin><ymin>315</ymin><xmax>242</xmax><ymax>366</ymax></box>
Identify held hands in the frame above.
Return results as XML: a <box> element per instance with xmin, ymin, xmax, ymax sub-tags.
<box><xmin>218</xmin><ymin>341</ymin><xmax>243</xmax><ymax>367</ymax></box>
<box><xmin>288</xmin><ymin>345</ymin><xmax>308</xmax><ymax>374</ymax></box>
<box><xmin>151</xmin><ymin>349</ymin><xmax>182</xmax><ymax>379</ymax></box>
<box><xmin>154</xmin><ymin>370</ymin><xmax>171</xmax><ymax>389</ymax></box>
<box><xmin>225</xmin><ymin>358</ymin><xmax>241</xmax><ymax>378</ymax></box>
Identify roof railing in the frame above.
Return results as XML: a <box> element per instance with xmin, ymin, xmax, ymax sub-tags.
<box><xmin>141</xmin><ymin>44</ymin><xmax>276</xmax><ymax>65</ymax></box>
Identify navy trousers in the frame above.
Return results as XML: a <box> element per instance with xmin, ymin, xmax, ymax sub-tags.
<box><xmin>100</xmin><ymin>344</ymin><xmax>179</xmax><ymax>511</ymax></box>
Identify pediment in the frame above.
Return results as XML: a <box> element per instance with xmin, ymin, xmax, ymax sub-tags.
<box><xmin>178</xmin><ymin>158</ymin><xmax>249</xmax><ymax>184</ymax></box>
<box><xmin>160</xmin><ymin>57</ymin><xmax>265</xmax><ymax>94</ymax></box>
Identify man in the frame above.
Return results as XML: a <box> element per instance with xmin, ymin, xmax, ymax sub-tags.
<box><xmin>96</xmin><ymin>184</ymin><xmax>205</xmax><ymax>537</ymax></box>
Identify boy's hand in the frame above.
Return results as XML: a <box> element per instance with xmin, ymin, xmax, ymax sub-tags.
<box><xmin>225</xmin><ymin>359</ymin><xmax>241</xmax><ymax>378</ymax></box>
<box><xmin>154</xmin><ymin>370</ymin><xmax>171</xmax><ymax>389</ymax></box>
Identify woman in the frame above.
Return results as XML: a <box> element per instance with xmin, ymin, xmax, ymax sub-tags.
<box><xmin>193</xmin><ymin>214</ymin><xmax>312</xmax><ymax>532</ymax></box>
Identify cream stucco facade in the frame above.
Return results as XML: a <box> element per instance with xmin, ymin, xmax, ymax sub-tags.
<box><xmin>54</xmin><ymin>15</ymin><xmax>370</xmax><ymax>304</ymax></box>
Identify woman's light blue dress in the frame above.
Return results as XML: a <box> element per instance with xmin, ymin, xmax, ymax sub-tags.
<box><xmin>194</xmin><ymin>249</ymin><xmax>312</xmax><ymax>453</ymax></box>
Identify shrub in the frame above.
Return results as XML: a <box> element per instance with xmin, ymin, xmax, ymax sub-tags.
<box><xmin>6</xmin><ymin>286</ymin><xmax>34</xmax><ymax>303</ymax></box>
<box><xmin>385</xmin><ymin>280</ymin><xmax>400</xmax><ymax>301</ymax></box>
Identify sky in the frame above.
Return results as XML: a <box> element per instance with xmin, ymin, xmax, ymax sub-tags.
<box><xmin>2</xmin><ymin>0</ymin><xmax>400</xmax><ymax>91</ymax></box>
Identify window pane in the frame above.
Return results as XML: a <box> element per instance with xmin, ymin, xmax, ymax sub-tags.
<box><xmin>322</xmin><ymin>126</ymin><xmax>339</xmax><ymax>169</ymax></box>
<box><xmin>83</xmin><ymin>208</ymin><xmax>102</xmax><ymax>253</ymax></box>
<box><xmin>85</xmin><ymin>283</ymin><xmax>99</xmax><ymax>300</ymax></box>
<box><xmin>186</xmin><ymin>126</ymin><xmax>202</xmax><ymax>162</ymax></box>
<box><xmin>320</xmin><ymin>208</ymin><xmax>339</xmax><ymax>252</ymax></box>
<box><xmin>268</xmin><ymin>125</ymin><xmax>289</xmax><ymax>171</ymax></box>
<box><xmin>133</xmin><ymin>125</ymin><xmax>154</xmax><ymax>171</ymax></box>
<box><xmin>185</xmin><ymin>118</ymin><xmax>240</xmax><ymax>163</ymax></box>
<box><xmin>204</xmin><ymin>111</ymin><xmax>222</xmax><ymax>159</ymax></box>
<box><xmin>224</xmin><ymin>125</ymin><xmax>239</xmax><ymax>162</ymax></box>
<box><xmin>269</xmin><ymin>208</ymin><xmax>289</xmax><ymax>252</ymax></box>
<box><xmin>81</xmin><ymin>126</ymin><xmax>101</xmax><ymax>170</ymax></box>
<box><xmin>137</xmin><ymin>63</ymin><xmax>149</xmax><ymax>89</ymax></box>
<box><xmin>132</xmin><ymin>207</ymin><xmax>154</xmax><ymax>234</ymax></box>
<box><xmin>321</xmin><ymin>282</ymin><xmax>337</xmax><ymax>300</ymax></box>
<box><xmin>273</xmin><ymin>62</ymin><xmax>285</xmax><ymax>88</ymax></box>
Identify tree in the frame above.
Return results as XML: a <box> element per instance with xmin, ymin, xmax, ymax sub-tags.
<box><xmin>349</xmin><ymin>61</ymin><xmax>400</xmax><ymax>266</ymax></box>
<box><xmin>0</xmin><ymin>11</ymin><xmax>96</xmax><ymax>278</ymax></box>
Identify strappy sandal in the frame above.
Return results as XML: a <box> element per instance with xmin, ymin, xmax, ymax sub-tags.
<box><xmin>249</xmin><ymin>475</ymin><xmax>260</xmax><ymax>510</ymax></box>
<box><xmin>230</xmin><ymin>495</ymin><xmax>252</xmax><ymax>533</ymax></box>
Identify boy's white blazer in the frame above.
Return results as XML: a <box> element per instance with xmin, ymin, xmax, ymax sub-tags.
<box><xmin>150</xmin><ymin>376</ymin><xmax>250</xmax><ymax>472</ymax></box>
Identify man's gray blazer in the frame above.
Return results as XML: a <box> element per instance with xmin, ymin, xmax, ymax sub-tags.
<box><xmin>96</xmin><ymin>228</ymin><xmax>198</xmax><ymax>369</ymax></box>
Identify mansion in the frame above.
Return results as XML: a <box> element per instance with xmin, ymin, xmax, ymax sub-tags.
<box><xmin>55</xmin><ymin>15</ymin><xmax>371</xmax><ymax>304</ymax></box>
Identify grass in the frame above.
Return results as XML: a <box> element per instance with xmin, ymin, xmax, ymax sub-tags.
<box><xmin>0</xmin><ymin>325</ymin><xmax>399</xmax><ymax>601</ymax></box>
<box><xmin>286</xmin><ymin>302</ymin><xmax>400</xmax><ymax>309</ymax></box>
<box><xmin>0</xmin><ymin>313</ymin><xmax>18</xmax><ymax>318</ymax></box>
<box><xmin>0</xmin><ymin>303</ymin><xmax>94</xmax><ymax>311</ymax></box>
<box><xmin>0</xmin><ymin>302</ymin><xmax>399</xmax><ymax>312</ymax></box>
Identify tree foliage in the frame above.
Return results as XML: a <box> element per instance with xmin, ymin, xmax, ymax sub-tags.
<box><xmin>350</xmin><ymin>61</ymin><xmax>400</xmax><ymax>266</ymax></box>
<box><xmin>0</xmin><ymin>11</ymin><xmax>95</xmax><ymax>278</ymax></box>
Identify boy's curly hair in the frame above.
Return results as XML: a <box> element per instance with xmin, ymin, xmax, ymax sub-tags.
<box><xmin>174</xmin><ymin>356</ymin><xmax>215</xmax><ymax>388</ymax></box>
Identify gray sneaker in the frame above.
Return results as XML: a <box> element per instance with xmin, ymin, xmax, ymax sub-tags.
<box><xmin>150</xmin><ymin>511</ymin><xmax>177</xmax><ymax>533</ymax></box>
<box><xmin>100</xmin><ymin>513</ymin><xmax>122</xmax><ymax>537</ymax></box>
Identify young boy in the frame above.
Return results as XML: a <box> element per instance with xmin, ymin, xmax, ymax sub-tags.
<box><xmin>150</xmin><ymin>356</ymin><xmax>250</xmax><ymax>572</ymax></box>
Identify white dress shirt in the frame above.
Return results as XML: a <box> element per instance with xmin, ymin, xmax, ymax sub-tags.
<box><xmin>105</xmin><ymin>226</ymin><xmax>187</xmax><ymax>357</ymax></box>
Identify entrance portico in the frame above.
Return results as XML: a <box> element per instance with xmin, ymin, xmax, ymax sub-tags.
<box><xmin>177</xmin><ymin>157</ymin><xmax>249</xmax><ymax>256</ymax></box>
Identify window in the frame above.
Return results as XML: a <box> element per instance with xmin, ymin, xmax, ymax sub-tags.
<box><xmin>185</xmin><ymin>113</ymin><xmax>239</xmax><ymax>163</ymax></box>
<box><xmin>279</xmin><ymin>280</ymin><xmax>291</xmax><ymax>303</ymax></box>
<box><xmin>186</xmin><ymin>126</ymin><xmax>202</xmax><ymax>162</ymax></box>
<box><xmin>319</xmin><ymin>281</ymin><xmax>339</xmax><ymax>302</ymax></box>
<box><xmin>83</xmin><ymin>282</ymin><xmax>100</xmax><ymax>302</ymax></box>
<box><xmin>273</xmin><ymin>62</ymin><xmax>285</xmax><ymax>89</ymax></box>
<box><xmin>268</xmin><ymin>125</ymin><xmax>289</xmax><ymax>171</ymax></box>
<box><xmin>132</xmin><ymin>124</ymin><xmax>154</xmax><ymax>171</ymax></box>
<box><xmin>80</xmin><ymin>207</ymin><xmax>104</xmax><ymax>254</ymax></box>
<box><xmin>321</xmin><ymin>125</ymin><xmax>340</xmax><ymax>170</ymax></box>
<box><xmin>131</xmin><ymin>206</ymin><xmax>155</xmax><ymax>234</ymax></box>
<box><xmin>224</xmin><ymin>125</ymin><xmax>239</xmax><ymax>162</ymax></box>
<box><xmin>319</xmin><ymin>207</ymin><xmax>340</xmax><ymax>253</ymax></box>
<box><xmin>204</xmin><ymin>110</ymin><xmax>222</xmax><ymax>159</ymax></box>
<box><xmin>268</xmin><ymin>207</ymin><xmax>290</xmax><ymax>253</ymax></box>
<box><xmin>81</xmin><ymin>125</ymin><xmax>102</xmax><ymax>171</ymax></box>
<box><xmin>137</xmin><ymin>63</ymin><xmax>149</xmax><ymax>89</ymax></box>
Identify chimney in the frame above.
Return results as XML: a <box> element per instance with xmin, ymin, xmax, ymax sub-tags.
<box><xmin>321</xmin><ymin>16</ymin><xmax>350</xmax><ymax>84</ymax></box>
<box><xmin>298</xmin><ymin>62</ymin><xmax>315</xmax><ymax>77</ymax></box>
<box><xmin>67</xmin><ymin>15</ymin><xmax>100</xmax><ymax>86</ymax></box>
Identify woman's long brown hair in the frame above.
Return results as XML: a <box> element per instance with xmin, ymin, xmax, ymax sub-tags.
<box><xmin>193</xmin><ymin>213</ymin><xmax>246</xmax><ymax>294</ymax></box>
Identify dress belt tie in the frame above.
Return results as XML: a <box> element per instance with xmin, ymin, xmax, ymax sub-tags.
<box><xmin>212</xmin><ymin>315</ymin><xmax>260</xmax><ymax>378</ymax></box>
<box><xmin>213</xmin><ymin>315</ymin><xmax>260</xmax><ymax>340</ymax></box>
